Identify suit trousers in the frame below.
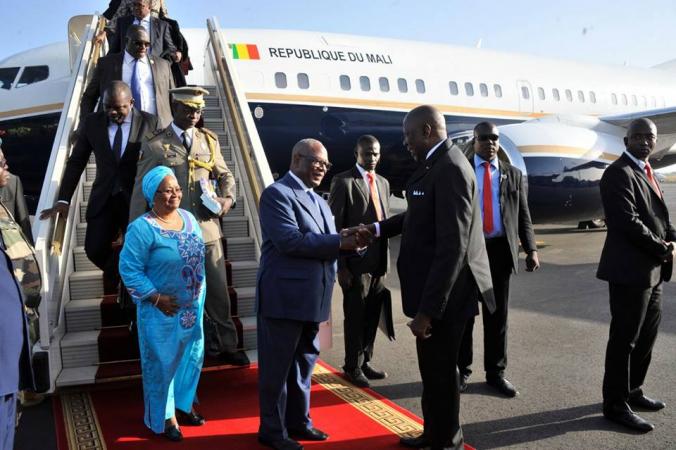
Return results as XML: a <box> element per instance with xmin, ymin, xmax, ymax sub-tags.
<box><xmin>459</xmin><ymin>237</ymin><xmax>512</xmax><ymax>378</ymax></box>
<box><xmin>342</xmin><ymin>274</ymin><xmax>384</xmax><ymax>370</ymax></box>
<box><xmin>84</xmin><ymin>192</ymin><xmax>129</xmax><ymax>278</ymax></box>
<box><xmin>257</xmin><ymin>316</ymin><xmax>320</xmax><ymax>441</ymax></box>
<box><xmin>203</xmin><ymin>239</ymin><xmax>238</xmax><ymax>354</ymax></box>
<box><xmin>0</xmin><ymin>393</ymin><xmax>16</xmax><ymax>450</ymax></box>
<box><xmin>602</xmin><ymin>282</ymin><xmax>662</xmax><ymax>407</ymax></box>
<box><xmin>417</xmin><ymin>315</ymin><xmax>468</xmax><ymax>450</ymax></box>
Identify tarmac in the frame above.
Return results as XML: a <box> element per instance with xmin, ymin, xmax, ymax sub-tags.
<box><xmin>15</xmin><ymin>185</ymin><xmax>676</xmax><ymax>450</ymax></box>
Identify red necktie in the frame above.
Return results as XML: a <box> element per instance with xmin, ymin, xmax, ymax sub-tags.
<box><xmin>367</xmin><ymin>172</ymin><xmax>383</xmax><ymax>221</ymax></box>
<box><xmin>645</xmin><ymin>163</ymin><xmax>662</xmax><ymax>198</ymax></box>
<box><xmin>482</xmin><ymin>162</ymin><xmax>494</xmax><ymax>234</ymax></box>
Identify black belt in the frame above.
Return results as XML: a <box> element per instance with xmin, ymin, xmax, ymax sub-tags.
<box><xmin>484</xmin><ymin>236</ymin><xmax>507</xmax><ymax>246</ymax></box>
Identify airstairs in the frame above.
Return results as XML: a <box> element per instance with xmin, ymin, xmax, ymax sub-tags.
<box><xmin>31</xmin><ymin>15</ymin><xmax>273</xmax><ymax>390</ymax></box>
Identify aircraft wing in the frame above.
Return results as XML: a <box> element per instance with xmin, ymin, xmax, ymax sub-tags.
<box><xmin>601</xmin><ymin>106</ymin><xmax>676</xmax><ymax>168</ymax></box>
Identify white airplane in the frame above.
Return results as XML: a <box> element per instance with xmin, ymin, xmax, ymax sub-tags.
<box><xmin>3</xmin><ymin>27</ymin><xmax>676</xmax><ymax>222</ymax></box>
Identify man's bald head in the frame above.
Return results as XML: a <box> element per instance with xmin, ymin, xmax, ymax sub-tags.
<box><xmin>102</xmin><ymin>81</ymin><xmax>134</xmax><ymax>124</ymax></box>
<box><xmin>290</xmin><ymin>138</ymin><xmax>331</xmax><ymax>188</ymax></box>
<box><xmin>624</xmin><ymin>118</ymin><xmax>657</xmax><ymax>161</ymax></box>
<box><xmin>402</xmin><ymin>105</ymin><xmax>447</xmax><ymax>162</ymax></box>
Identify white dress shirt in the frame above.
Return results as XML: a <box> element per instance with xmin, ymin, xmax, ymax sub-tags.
<box><xmin>133</xmin><ymin>14</ymin><xmax>151</xmax><ymax>37</ymax></box>
<box><xmin>122</xmin><ymin>50</ymin><xmax>156</xmax><ymax>116</ymax></box>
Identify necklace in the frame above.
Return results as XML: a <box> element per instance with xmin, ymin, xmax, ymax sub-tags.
<box><xmin>151</xmin><ymin>208</ymin><xmax>177</xmax><ymax>224</ymax></box>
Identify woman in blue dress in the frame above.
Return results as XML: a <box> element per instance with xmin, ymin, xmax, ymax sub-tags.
<box><xmin>119</xmin><ymin>166</ymin><xmax>206</xmax><ymax>441</ymax></box>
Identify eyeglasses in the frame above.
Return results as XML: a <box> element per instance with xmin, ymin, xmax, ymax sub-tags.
<box><xmin>477</xmin><ymin>134</ymin><xmax>499</xmax><ymax>142</ymax></box>
<box><xmin>132</xmin><ymin>40</ymin><xmax>151</xmax><ymax>48</ymax></box>
<box><xmin>299</xmin><ymin>155</ymin><xmax>332</xmax><ymax>171</ymax></box>
<box><xmin>156</xmin><ymin>187</ymin><xmax>182</xmax><ymax>195</ymax></box>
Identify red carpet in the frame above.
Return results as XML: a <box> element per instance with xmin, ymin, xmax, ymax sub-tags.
<box><xmin>55</xmin><ymin>361</ymin><xmax>475</xmax><ymax>450</ymax></box>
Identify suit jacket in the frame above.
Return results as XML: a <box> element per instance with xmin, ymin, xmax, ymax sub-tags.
<box><xmin>0</xmin><ymin>247</ymin><xmax>34</xmax><ymax>395</ymax></box>
<box><xmin>129</xmin><ymin>125</ymin><xmax>236</xmax><ymax>243</ymax></box>
<box><xmin>329</xmin><ymin>166</ymin><xmax>390</xmax><ymax>276</ymax></box>
<box><xmin>468</xmin><ymin>154</ymin><xmax>537</xmax><ymax>272</ymax></box>
<box><xmin>80</xmin><ymin>52</ymin><xmax>174</xmax><ymax>127</ymax></box>
<box><xmin>380</xmin><ymin>140</ymin><xmax>495</xmax><ymax>320</ymax></box>
<box><xmin>107</xmin><ymin>15</ymin><xmax>176</xmax><ymax>60</ymax></box>
<box><xmin>597</xmin><ymin>153</ymin><xmax>676</xmax><ymax>287</ymax></box>
<box><xmin>256</xmin><ymin>172</ymin><xmax>340</xmax><ymax>323</ymax></box>
<box><xmin>58</xmin><ymin>109</ymin><xmax>158</xmax><ymax>219</ymax></box>
<box><xmin>0</xmin><ymin>174</ymin><xmax>33</xmax><ymax>245</ymax></box>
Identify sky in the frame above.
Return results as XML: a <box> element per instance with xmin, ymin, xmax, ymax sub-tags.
<box><xmin>2</xmin><ymin>0</ymin><xmax>676</xmax><ymax>68</ymax></box>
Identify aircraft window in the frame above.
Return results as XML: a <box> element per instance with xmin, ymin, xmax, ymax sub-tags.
<box><xmin>449</xmin><ymin>81</ymin><xmax>458</xmax><ymax>95</ymax></box>
<box><xmin>15</xmin><ymin>65</ymin><xmax>49</xmax><ymax>88</ymax></box>
<box><xmin>0</xmin><ymin>67</ymin><xmax>20</xmax><ymax>90</ymax></box>
<box><xmin>360</xmin><ymin>76</ymin><xmax>371</xmax><ymax>91</ymax></box>
<box><xmin>465</xmin><ymin>82</ymin><xmax>474</xmax><ymax>96</ymax></box>
<box><xmin>565</xmin><ymin>89</ymin><xmax>573</xmax><ymax>102</ymax></box>
<box><xmin>589</xmin><ymin>91</ymin><xmax>597</xmax><ymax>104</ymax></box>
<box><xmin>552</xmin><ymin>88</ymin><xmax>560</xmax><ymax>101</ymax></box>
<box><xmin>651</xmin><ymin>96</ymin><xmax>657</xmax><ymax>107</ymax></box>
<box><xmin>340</xmin><ymin>75</ymin><xmax>351</xmax><ymax>91</ymax></box>
<box><xmin>297</xmin><ymin>73</ymin><xmax>309</xmax><ymax>89</ymax></box>
<box><xmin>537</xmin><ymin>87</ymin><xmax>545</xmax><ymax>100</ymax></box>
<box><xmin>577</xmin><ymin>90</ymin><xmax>585</xmax><ymax>103</ymax></box>
<box><xmin>479</xmin><ymin>83</ymin><xmax>488</xmax><ymax>97</ymax></box>
<box><xmin>521</xmin><ymin>86</ymin><xmax>530</xmax><ymax>100</ymax></box>
<box><xmin>415</xmin><ymin>79</ymin><xmax>425</xmax><ymax>93</ymax></box>
<box><xmin>611</xmin><ymin>93</ymin><xmax>617</xmax><ymax>105</ymax></box>
<box><xmin>274</xmin><ymin>72</ymin><xmax>287</xmax><ymax>89</ymax></box>
<box><xmin>621</xmin><ymin>94</ymin><xmax>627</xmax><ymax>105</ymax></box>
<box><xmin>379</xmin><ymin>77</ymin><xmax>390</xmax><ymax>92</ymax></box>
<box><xmin>494</xmin><ymin>84</ymin><xmax>502</xmax><ymax>97</ymax></box>
<box><xmin>631</xmin><ymin>94</ymin><xmax>637</xmax><ymax>106</ymax></box>
<box><xmin>397</xmin><ymin>78</ymin><xmax>408</xmax><ymax>93</ymax></box>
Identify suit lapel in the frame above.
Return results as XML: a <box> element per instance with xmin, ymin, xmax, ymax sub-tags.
<box><xmin>286</xmin><ymin>174</ymin><xmax>325</xmax><ymax>232</ymax></box>
<box><xmin>351</xmin><ymin>166</ymin><xmax>369</xmax><ymax>205</ymax></box>
<box><xmin>624</xmin><ymin>154</ymin><xmax>665</xmax><ymax>206</ymax></box>
<box><xmin>128</xmin><ymin>109</ymin><xmax>142</xmax><ymax>145</ymax></box>
<box><xmin>498</xmin><ymin>160</ymin><xmax>508</xmax><ymax>218</ymax></box>
<box><xmin>407</xmin><ymin>139</ymin><xmax>448</xmax><ymax>187</ymax></box>
<box><xmin>96</xmin><ymin>113</ymin><xmax>116</xmax><ymax>164</ymax></box>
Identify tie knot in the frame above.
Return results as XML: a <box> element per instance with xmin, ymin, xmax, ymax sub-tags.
<box><xmin>366</xmin><ymin>172</ymin><xmax>375</xmax><ymax>183</ymax></box>
<box><xmin>483</xmin><ymin>161</ymin><xmax>491</xmax><ymax>169</ymax></box>
<box><xmin>645</xmin><ymin>163</ymin><xmax>652</xmax><ymax>173</ymax></box>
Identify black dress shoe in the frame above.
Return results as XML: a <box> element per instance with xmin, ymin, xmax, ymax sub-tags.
<box><xmin>343</xmin><ymin>367</ymin><xmax>370</xmax><ymax>388</ymax></box>
<box><xmin>287</xmin><ymin>426</ymin><xmax>329</xmax><ymax>441</ymax></box>
<box><xmin>628</xmin><ymin>394</ymin><xmax>666</xmax><ymax>411</ymax></box>
<box><xmin>176</xmin><ymin>409</ymin><xmax>206</xmax><ymax>426</ymax></box>
<box><xmin>258</xmin><ymin>436</ymin><xmax>303</xmax><ymax>450</ymax></box>
<box><xmin>361</xmin><ymin>363</ymin><xmax>388</xmax><ymax>380</ymax></box>
<box><xmin>603</xmin><ymin>406</ymin><xmax>654</xmax><ymax>432</ymax></box>
<box><xmin>219</xmin><ymin>350</ymin><xmax>250</xmax><ymax>366</ymax></box>
<box><xmin>399</xmin><ymin>434</ymin><xmax>429</xmax><ymax>448</ymax></box>
<box><xmin>486</xmin><ymin>376</ymin><xmax>518</xmax><ymax>397</ymax></box>
<box><xmin>163</xmin><ymin>425</ymin><xmax>183</xmax><ymax>442</ymax></box>
<box><xmin>459</xmin><ymin>373</ymin><xmax>470</xmax><ymax>393</ymax></box>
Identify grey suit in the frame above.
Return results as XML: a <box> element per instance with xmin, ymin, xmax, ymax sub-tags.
<box><xmin>80</xmin><ymin>52</ymin><xmax>174</xmax><ymax>127</ymax></box>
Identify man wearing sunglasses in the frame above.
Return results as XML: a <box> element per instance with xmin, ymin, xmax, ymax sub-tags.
<box><xmin>458</xmin><ymin>121</ymin><xmax>539</xmax><ymax>398</ymax></box>
<box><xmin>82</xmin><ymin>25</ymin><xmax>174</xmax><ymax>127</ymax></box>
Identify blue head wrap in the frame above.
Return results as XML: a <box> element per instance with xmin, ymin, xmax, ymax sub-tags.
<box><xmin>142</xmin><ymin>165</ymin><xmax>175</xmax><ymax>208</ymax></box>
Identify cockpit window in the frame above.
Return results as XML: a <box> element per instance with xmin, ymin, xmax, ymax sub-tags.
<box><xmin>15</xmin><ymin>65</ymin><xmax>49</xmax><ymax>88</ymax></box>
<box><xmin>0</xmin><ymin>67</ymin><xmax>20</xmax><ymax>89</ymax></box>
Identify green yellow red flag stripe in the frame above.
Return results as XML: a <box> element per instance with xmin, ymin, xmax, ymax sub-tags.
<box><xmin>230</xmin><ymin>43</ymin><xmax>260</xmax><ymax>60</ymax></box>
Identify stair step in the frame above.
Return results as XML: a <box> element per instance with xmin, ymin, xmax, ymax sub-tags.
<box><xmin>69</xmin><ymin>270</ymin><xmax>103</xmax><ymax>301</ymax></box>
<box><xmin>76</xmin><ymin>223</ymin><xmax>87</xmax><ymax>246</ymax></box>
<box><xmin>86</xmin><ymin>163</ymin><xmax>96</xmax><ymax>182</ymax></box>
<box><xmin>83</xmin><ymin>181</ymin><xmax>92</xmax><ymax>202</ymax></box>
<box><xmin>240</xmin><ymin>316</ymin><xmax>257</xmax><ymax>350</ymax></box>
<box><xmin>226</xmin><ymin>237</ymin><xmax>256</xmax><ymax>262</ymax></box>
<box><xmin>61</xmin><ymin>330</ymin><xmax>100</xmax><ymax>368</ymax></box>
<box><xmin>230</xmin><ymin>260</ymin><xmax>258</xmax><ymax>288</ymax></box>
<box><xmin>222</xmin><ymin>215</ymin><xmax>249</xmax><ymax>238</ymax></box>
<box><xmin>234</xmin><ymin>286</ymin><xmax>256</xmax><ymax>317</ymax></box>
<box><xmin>56</xmin><ymin>365</ymin><xmax>99</xmax><ymax>387</ymax></box>
<box><xmin>65</xmin><ymin>298</ymin><xmax>102</xmax><ymax>332</ymax></box>
<box><xmin>73</xmin><ymin>246</ymin><xmax>97</xmax><ymax>272</ymax></box>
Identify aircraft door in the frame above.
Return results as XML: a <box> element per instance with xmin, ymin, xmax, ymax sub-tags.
<box><xmin>516</xmin><ymin>80</ymin><xmax>534</xmax><ymax>113</ymax></box>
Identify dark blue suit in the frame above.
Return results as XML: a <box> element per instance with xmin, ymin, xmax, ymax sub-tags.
<box><xmin>0</xmin><ymin>247</ymin><xmax>33</xmax><ymax>449</ymax></box>
<box><xmin>256</xmin><ymin>172</ymin><xmax>339</xmax><ymax>442</ymax></box>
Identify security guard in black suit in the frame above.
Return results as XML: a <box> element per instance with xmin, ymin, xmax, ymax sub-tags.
<box><xmin>458</xmin><ymin>121</ymin><xmax>539</xmax><ymax>398</ymax></box>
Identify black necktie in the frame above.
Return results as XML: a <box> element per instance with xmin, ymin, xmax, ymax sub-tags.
<box><xmin>112</xmin><ymin>124</ymin><xmax>123</xmax><ymax>161</ymax></box>
<box><xmin>182</xmin><ymin>131</ymin><xmax>191</xmax><ymax>152</ymax></box>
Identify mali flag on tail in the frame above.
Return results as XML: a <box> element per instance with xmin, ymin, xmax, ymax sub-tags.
<box><xmin>229</xmin><ymin>43</ymin><xmax>260</xmax><ymax>60</ymax></box>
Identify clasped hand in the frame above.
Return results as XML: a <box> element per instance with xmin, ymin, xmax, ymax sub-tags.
<box><xmin>339</xmin><ymin>224</ymin><xmax>374</xmax><ymax>251</ymax></box>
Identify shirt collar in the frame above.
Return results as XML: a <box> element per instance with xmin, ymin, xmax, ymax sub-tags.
<box><xmin>124</xmin><ymin>50</ymin><xmax>147</xmax><ymax>64</ymax></box>
<box><xmin>354</xmin><ymin>163</ymin><xmax>374</xmax><ymax>179</ymax></box>
<box><xmin>474</xmin><ymin>154</ymin><xmax>499</xmax><ymax>170</ymax></box>
<box><xmin>288</xmin><ymin>170</ymin><xmax>313</xmax><ymax>192</ymax></box>
<box><xmin>135</xmin><ymin>14</ymin><xmax>151</xmax><ymax>22</ymax></box>
<box><xmin>171</xmin><ymin>123</ymin><xmax>194</xmax><ymax>141</ymax></box>
<box><xmin>109</xmin><ymin>114</ymin><xmax>132</xmax><ymax>127</ymax></box>
<box><xmin>425</xmin><ymin>139</ymin><xmax>446</xmax><ymax>160</ymax></box>
<box><xmin>624</xmin><ymin>151</ymin><xmax>647</xmax><ymax>170</ymax></box>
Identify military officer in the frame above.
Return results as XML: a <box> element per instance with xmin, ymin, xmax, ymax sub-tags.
<box><xmin>129</xmin><ymin>86</ymin><xmax>249</xmax><ymax>366</ymax></box>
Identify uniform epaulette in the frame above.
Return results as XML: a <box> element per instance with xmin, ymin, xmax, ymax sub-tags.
<box><xmin>199</xmin><ymin>127</ymin><xmax>218</xmax><ymax>140</ymax></box>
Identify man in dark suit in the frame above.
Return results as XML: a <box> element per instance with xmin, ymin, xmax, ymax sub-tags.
<box><xmin>356</xmin><ymin>106</ymin><xmax>494</xmax><ymax>450</ymax></box>
<box><xmin>0</xmin><ymin>242</ymin><xmax>34</xmax><ymax>450</ymax></box>
<box><xmin>82</xmin><ymin>25</ymin><xmax>174</xmax><ymax>127</ymax></box>
<box><xmin>41</xmin><ymin>81</ymin><xmax>158</xmax><ymax>286</ymax></box>
<box><xmin>329</xmin><ymin>135</ymin><xmax>392</xmax><ymax>388</ymax></box>
<box><xmin>256</xmin><ymin>139</ymin><xmax>366</xmax><ymax>450</ymax></box>
<box><xmin>0</xmin><ymin>144</ymin><xmax>32</xmax><ymax>244</ymax></box>
<box><xmin>458</xmin><ymin>122</ymin><xmax>539</xmax><ymax>397</ymax></box>
<box><xmin>105</xmin><ymin>0</ymin><xmax>178</xmax><ymax>63</ymax></box>
<box><xmin>598</xmin><ymin>118</ymin><xmax>675</xmax><ymax>432</ymax></box>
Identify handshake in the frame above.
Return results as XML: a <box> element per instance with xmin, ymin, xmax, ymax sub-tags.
<box><xmin>339</xmin><ymin>224</ymin><xmax>376</xmax><ymax>251</ymax></box>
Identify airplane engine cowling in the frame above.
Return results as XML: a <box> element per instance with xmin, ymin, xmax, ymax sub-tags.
<box><xmin>497</xmin><ymin>116</ymin><xmax>626</xmax><ymax>224</ymax></box>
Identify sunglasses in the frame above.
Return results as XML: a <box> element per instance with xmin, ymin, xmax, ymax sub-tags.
<box><xmin>132</xmin><ymin>40</ymin><xmax>151</xmax><ymax>48</ymax></box>
<box><xmin>477</xmin><ymin>134</ymin><xmax>499</xmax><ymax>142</ymax></box>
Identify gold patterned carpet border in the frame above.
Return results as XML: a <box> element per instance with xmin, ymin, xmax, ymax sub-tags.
<box><xmin>61</xmin><ymin>391</ymin><xmax>107</xmax><ymax>450</ymax></box>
